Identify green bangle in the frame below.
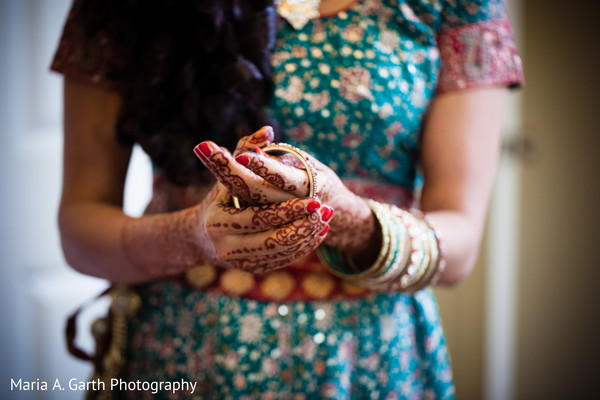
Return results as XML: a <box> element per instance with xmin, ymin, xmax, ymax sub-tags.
<box><xmin>318</xmin><ymin>199</ymin><xmax>395</xmax><ymax>281</ymax></box>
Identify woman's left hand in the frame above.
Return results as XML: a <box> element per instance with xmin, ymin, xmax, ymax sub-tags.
<box><xmin>234</xmin><ymin>146</ymin><xmax>378</xmax><ymax>256</ymax></box>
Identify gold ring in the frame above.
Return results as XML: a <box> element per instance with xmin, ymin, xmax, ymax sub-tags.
<box><xmin>232</xmin><ymin>143</ymin><xmax>319</xmax><ymax>208</ymax></box>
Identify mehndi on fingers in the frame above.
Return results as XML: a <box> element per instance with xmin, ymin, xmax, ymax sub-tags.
<box><xmin>194</xmin><ymin>140</ymin><xmax>296</xmax><ymax>205</ymax></box>
<box><xmin>231</xmin><ymin>142</ymin><xmax>319</xmax><ymax>208</ymax></box>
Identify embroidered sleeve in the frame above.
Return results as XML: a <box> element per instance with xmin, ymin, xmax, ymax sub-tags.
<box><xmin>50</xmin><ymin>0</ymin><xmax>120</xmax><ymax>90</ymax></box>
<box><xmin>436</xmin><ymin>0</ymin><xmax>524</xmax><ymax>93</ymax></box>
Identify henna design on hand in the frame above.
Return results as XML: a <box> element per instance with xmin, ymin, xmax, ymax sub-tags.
<box><xmin>233</xmin><ymin>126</ymin><xmax>274</xmax><ymax>156</ymax></box>
<box><xmin>210</xmin><ymin>150</ymin><xmax>262</xmax><ymax>203</ymax></box>
<box><xmin>217</xmin><ymin>211</ymin><xmax>328</xmax><ymax>274</ymax></box>
<box><xmin>206</xmin><ymin>197</ymin><xmax>320</xmax><ymax>234</ymax></box>
<box><xmin>244</xmin><ymin>155</ymin><xmax>288</xmax><ymax>189</ymax></box>
<box><xmin>242</xmin><ymin>154</ymin><xmax>308</xmax><ymax>193</ymax></box>
<box><xmin>238</xmin><ymin>151</ymin><xmax>310</xmax><ymax>197</ymax></box>
<box><xmin>202</xmin><ymin>187</ymin><xmax>327</xmax><ymax>273</ymax></box>
<box><xmin>196</xmin><ymin>141</ymin><xmax>299</xmax><ymax>206</ymax></box>
<box><xmin>121</xmin><ymin>201</ymin><xmax>216</xmax><ymax>279</ymax></box>
<box><xmin>237</xmin><ymin>146</ymin><xmax>378</xmax><ymax>256</ymax></box>
<box><xmin>250</xmin><ymin>198</ymin><xmax>310</xmax><ymax>227</ymax></box>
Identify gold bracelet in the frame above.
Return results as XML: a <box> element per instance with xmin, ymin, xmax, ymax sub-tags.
<box><xmin>364</xmin><ymin>209</ymin><xmax>410</xmax><ymax>288</ymax></box>
<box><xmin>418</xmin><ymin>212</ymin><xmax>446</xmax><ymax>287</ymax></box>
<box><xmin>409</xmin><ymin>223</ymin><xmax>441</xmax><ymax>292</ymax></box>
<box><xmin>232</xmin><ymin>143</ymin><xmax>319</xmax><ymax>208</ymax></box>
<box><xmin>325</xmin><ymin>199</ymin><xmax>392</xmax><ymax>280</ymax></box>
<box><xmin>387</xmin><ymin>210</ymin><xmax>426</xmax><ymax>291</ymax></box>
<box><xmin>400</xmin><ymin>213</ymin><xmax>433</xmax><ymax>291</ymax></box>
<box><xmin>402</xmin><ymin>210</ymin><xmax>446</xmax><ymax>291</ymax></box>
<box><xmin>318</xmin><ymin>199</ymin><xmax>396</xmax><ymax>281</ymax></box>
<box><xmin>358</xmin><ymin>205</ymin><xmax>401</xmax><ymax>289</ymax></box>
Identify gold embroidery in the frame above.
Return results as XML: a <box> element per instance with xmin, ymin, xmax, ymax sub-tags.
<box><xmin>341</xmin><ymin>280</ymin><xmax>367</xmax><ymax>295</ymax></box>
<box><xmin>301</xmin><ymin>273</ymin><xmax>335</xmax><ymax>299</ymax></box>
<box><xmin>260</xmin><ymin>271</ymin><xmax>296</xmax><ymax>300</ymax></box>
<box><xmin>185</xmin><ymin>264</ymin><xmax>217</xmax><ymax>289</ymax></box>
<box><xmin>220</xmin><ymin>270</ymin><xmax>256</xmax><ymax>296</ymax></box>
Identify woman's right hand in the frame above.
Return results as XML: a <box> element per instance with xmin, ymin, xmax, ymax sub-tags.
<box><xmin>197</xmin><ymin>183</ymin><xmax>330</xmax><ymax>274</ymax></box>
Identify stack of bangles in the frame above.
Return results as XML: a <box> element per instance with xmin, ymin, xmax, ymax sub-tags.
<box><xmin>317</xmin><ymin>199</ymin><xmax>446</xmax><ymax>293</ymax></box>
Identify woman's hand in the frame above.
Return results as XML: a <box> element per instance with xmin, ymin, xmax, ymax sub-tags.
<box><xmin>193</xmin><ymin>126</ymin><xmax>311</xmax><ymax>206</ymax></box>
<box><xmin>232</xmin><ymin>148</ymin><xmax>377</xmax><ymax>256</ymax></box>
<box><xmin>196</xmin><ymin>184</ymin><xmax>331</xmax><ymax>274</ymax></box>
<box><xmin>190</xmin><ymin>127</ymin><xmax>334</xmax><ymax>273</ymax></box>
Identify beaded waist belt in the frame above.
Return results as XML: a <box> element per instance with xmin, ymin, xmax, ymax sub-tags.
<box><xmin>180</xmin><ymin>251</ymin><xmax>372</xmax><ymax>301</ymax></box>
<box><xmin>149</xmin><ymin>176</ymin><xmax>416</xmax><ymax>302</ymax></box>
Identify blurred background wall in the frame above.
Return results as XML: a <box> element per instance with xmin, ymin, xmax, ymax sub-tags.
<box><xmin>437</xmin><ymin>1</ymin><xmax>600</xmax><ymax>399</ymax></box>
<box><xmin>515</xmin><ymin>0</ymin><xmax>600</xmax><ymax>399</ymax></box>
<box><xmin>1</xmin><ymin>0</ymin><xmax>598</xmax><ymax>399</ymax></box>
<box><xmin>0</xmin><ymin>2</ymin><xmax>152</xmax><ymax>399</ymax></box>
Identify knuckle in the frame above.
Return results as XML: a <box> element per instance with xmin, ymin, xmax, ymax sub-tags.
<box><xmin>205</xmin><ymin>224</ymin><xmax>218</xmax><ymax>237</ymax></box>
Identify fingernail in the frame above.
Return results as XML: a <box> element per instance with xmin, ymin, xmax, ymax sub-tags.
<box><xmin>254</xmin><ymin>146</ymin><xmax>268</xmax><ymax>157</ymax></box>
<box><xmin>320</xmin><ymin>206</ymin><xmax>334</xmax><ymax>222</ymax></box>
<box><xmin>195</xmin><ymin>142</ymin><xmax>212</xmax><ymax>158</ymax></box>
<box><xmin>306</xmin><ymin>200</ymin><xmax>321</xmax><ymax>213</ymax></box>
<box><xmin>264</xmin><ymin>126</ymin><xmax>274</xmax><ymax>141</ymax></box>
<box><xmin>318</xmin><ymin>225</ymin><xmax>330</xmax><ymax>237</ymax></box>
<box><xmin>235</xmin><ymin>154</ymin><xmax>250</xmax><ymax>166</ymax></box>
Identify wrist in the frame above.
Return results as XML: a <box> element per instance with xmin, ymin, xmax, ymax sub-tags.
<box><xmin>120</xmin><ymin>205</ymin><xmax>209</xmax><ymax>280</ymax></box>
<box><xmin>318</xmin><ymin>201</ymin><xmax>446</xmax><ymax>292</ymax></box>
<box><xmin>328</xmin><ymin>194</ymin><xmax>376</xmax><ymax>252</ymax></box>
<box><xmin>345</xmin><ymin>215</ymin><xmax>382</xmax><ymax>269</ymax></box>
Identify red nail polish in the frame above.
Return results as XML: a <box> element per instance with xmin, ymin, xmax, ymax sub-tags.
<box><xmin>306</xmin><ymin>200</ymin><xmax>321</xmax><ymax>213</ymax></box>
<box><xmin>196</xmin><ymin>142</ymin><xmax>212</xmax><ymax>158</ymax></box>
<box><xmin>236</xmin><ymin>154</ymin><xmax>250</xmax><ymax>166</ymax></box>
<box><xmin>254</xmin><ymin>146</ymin><xmax>268</xmax><ymax>157</ymax></box>
<box><xmin>320</xmin><ymin>206</ymin><xmax>334</xmax><ymax>222</ymax></box>
<box><xmin>319</xmin><ymin>225</ymin><xmax>330</xmax><ymax>237</ymax></box>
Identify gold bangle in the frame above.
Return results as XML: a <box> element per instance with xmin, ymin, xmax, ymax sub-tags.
<box><xmin>387</xmin><ymin>210</ymin><xmax>426</xmax><ymax>291</ymax></box>
<box><xmin>364</xmin><ymin>210</ymin><xmax>410</xmax><ymax>287</ymax></box>
<box><xmin>419</xmin><ymin>213</ymin><xmax>447</xmax><ymax>287</ymax></box>
<box><xmin>351</xmin><ymin>199</ymin><xmax>393</xmax><ymax>280</ymax></box>
<box><xmin>358</xmin><ymin>205</ymin><xmax>400</xmax><ymax>289</ymax></box>
<box><xmin>409</xmin><ymin>224</ymin><xmax>441</xmax><ymax>292</ymax></box>
<box><xmin>232</xmin><ymin>143</ymin><xmax>319</xmax><ymax>208</ymax></box>
<box><xmin>320</xmin><ymin>199</ymin><xmax>392</xmax><ymax>280</ymax></box>
<box><xmin>403</xmin><ymin>210</ymin><xmax>446</xmax><ymax>291</ymax></box>
<box><xmin>401</xmin><ymin>214</ymin><xmax>433</xmax><ymax>291</ymax></box>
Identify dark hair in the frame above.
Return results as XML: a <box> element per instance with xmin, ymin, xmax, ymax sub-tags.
<box><xmin>81</xmin><ymin>0</ymin><xmax>278</xmax><ymax>185</ymax></box>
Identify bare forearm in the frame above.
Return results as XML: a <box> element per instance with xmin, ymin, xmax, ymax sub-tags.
<box><xmin>58</xmin><ymin>202</ymin><xmax>209</xmax><ymax>283</ymax></box>
<box><xmin>420</xmin><ymin>210</ymin><xmax>481</xmax><ymax>285</ymax></box>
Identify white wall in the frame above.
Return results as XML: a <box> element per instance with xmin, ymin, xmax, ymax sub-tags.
<box><xmin>0</xmin><ymin>1</ymin><xmax>151</xmax><ymax>398</ymax></box>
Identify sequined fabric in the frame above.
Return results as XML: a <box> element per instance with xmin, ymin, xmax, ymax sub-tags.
<box><xmin>269</xmin><ymin>0</ymin><xmax>523</xmax><ymax>189</ymax></box>
<box><xmin>126</xmin><ymin>281</ymin><xmax>453</xmax><ymax>399</ymax></box>
<box><xmin>51</xmin><ymin>0</ymin><xmax>524</xmax><ymax>398</ymax></box>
